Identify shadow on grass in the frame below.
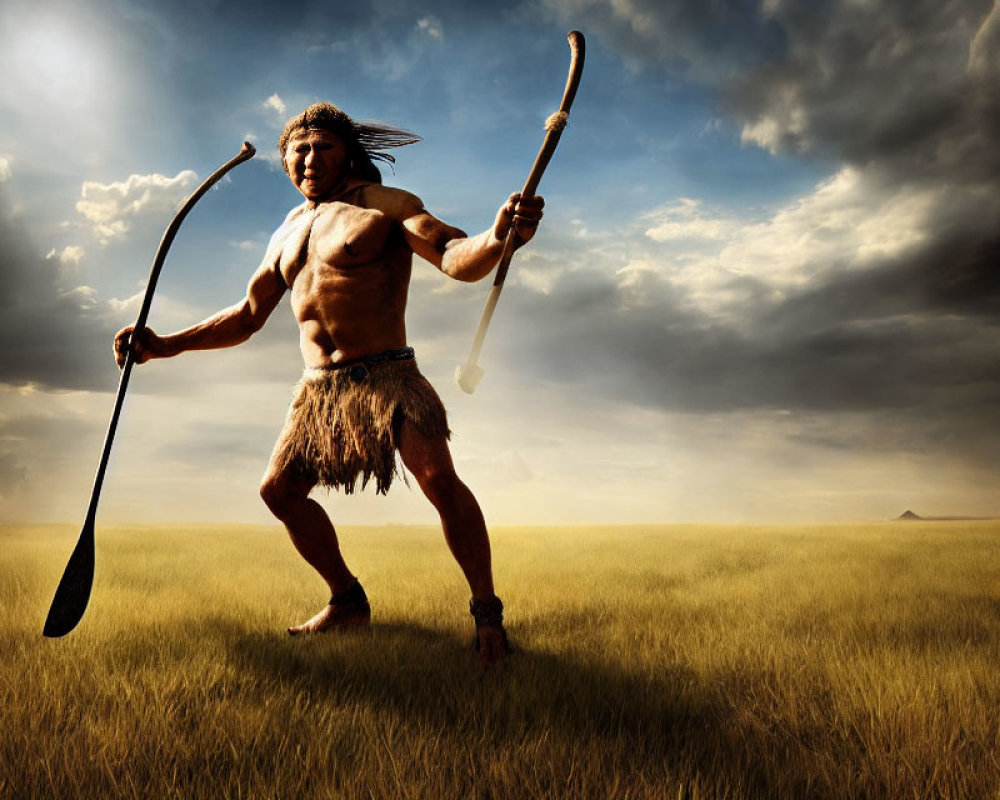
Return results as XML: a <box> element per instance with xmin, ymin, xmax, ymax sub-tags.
<box><xmin>217</xmin><ymin>618</ymin><xmax>793</xmax><ymax>796</ymax></box>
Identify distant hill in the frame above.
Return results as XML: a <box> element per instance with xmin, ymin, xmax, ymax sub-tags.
<box><xmin>895</xmin><ymin>510</ymin><xmax>997</xmax><ymax>521</ymax></box>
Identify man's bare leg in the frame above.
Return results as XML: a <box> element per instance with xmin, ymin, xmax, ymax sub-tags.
<box><xmin>397</xmin><ymin>420</ymin><xmax>509</xmax><ymax>663</ymax></box>
<box><xmin>259</xmin><ymin>465</ymin><xmax>370</xmax><ymax>634</ymax></box>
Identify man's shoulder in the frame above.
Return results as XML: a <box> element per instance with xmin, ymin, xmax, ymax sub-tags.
<box><xmin>362</xmin><ymin>184</ymin><xmax>426</xmax><ymax>220</ymax></box>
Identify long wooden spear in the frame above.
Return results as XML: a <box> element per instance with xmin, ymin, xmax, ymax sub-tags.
<box><xmin>455</xmin><ymin>30</ymin><xmax>585</xmax><ymax>394</ymax></box>
<box><xmin>42</xmin><ymin>141</ymin><xmax>256</xmax><ymax>638</ymax></box>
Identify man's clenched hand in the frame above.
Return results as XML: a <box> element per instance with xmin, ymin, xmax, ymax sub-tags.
<box><xmin>114</xmin><ymin>326</ymin><xmax>166</xmax><ymax>368</ymax></box>
<box><xmin>492</xmin><ymin>193</ymin><xmax>544</xmax><ymax>248</ymax></box>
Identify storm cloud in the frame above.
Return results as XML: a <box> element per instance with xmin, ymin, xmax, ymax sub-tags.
<box><xmin>529</xmin><ymin>0</ymin><xmax>1000</xmax><ymax>433</ymax></box>
<box><xmin>0</xmin><ymin>188</ymin><xmax>117</xmax><ymax>391</ymax></box>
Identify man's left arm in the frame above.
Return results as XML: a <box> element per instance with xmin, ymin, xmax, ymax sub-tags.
<box><xmin>394</xmin><ymin>190</ymin><xmax>544</xmax><ymax>282</ymax></box>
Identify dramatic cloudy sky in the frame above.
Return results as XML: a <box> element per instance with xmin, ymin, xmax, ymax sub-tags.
<box><xmin>1</xmin><ymin>0</ymin><xmax>997</xmax><ymax>526</ymax></box>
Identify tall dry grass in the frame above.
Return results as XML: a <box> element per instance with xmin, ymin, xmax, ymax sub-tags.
<box><xmin>3</xmin><ymin>521</ymin><xmax>1000</xmax><ymax>799</ymax></box>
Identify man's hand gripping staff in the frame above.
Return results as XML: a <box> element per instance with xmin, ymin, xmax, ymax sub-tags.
<box><xmin>455</xmin><ymin>30</ymin><xmax>586</xmax><ymax>394</ymax></box>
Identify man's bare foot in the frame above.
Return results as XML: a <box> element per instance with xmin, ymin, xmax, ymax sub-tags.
<box><xmin>286</xmin><ymin>603</ymin><xmax>371</xmax><ymax>635</ymax></box>
<box><xmin>287</xmin><ymin>580</ymin><xmax>371</xmax><ymax>636</ymax></box>
<box><xmin>470</xmin><ymin>595</ymin><xmax>511</xmax><ymax>665</ymax></box>
<box><xmin>475</xmin><ymin>623</ymin><xmax>510</xmax><ymax>665</ymax></box>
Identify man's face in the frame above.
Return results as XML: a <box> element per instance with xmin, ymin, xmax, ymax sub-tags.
<box><xmin>284</xmin><ymin>129</ymin><xmax>349</xmax><ymax>201</ymax></box>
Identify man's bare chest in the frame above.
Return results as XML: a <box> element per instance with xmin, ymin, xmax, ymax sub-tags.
<box><xmin>277</xmin><ymin>201</ymin><xmax>397</xmax><ymax>287</ymax></box>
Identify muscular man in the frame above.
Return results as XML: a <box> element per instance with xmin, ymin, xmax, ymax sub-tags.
<box><xmin>114</xmin><ymin>103</ymin><xmax>543</xmax><ymax>664</ymax></box>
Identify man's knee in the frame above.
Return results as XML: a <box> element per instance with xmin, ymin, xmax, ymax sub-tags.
<box><xmin>260</xmin><ymin>471</ymin><xmax>308</xmax><ymax>517</ymax></box>
<box><xmin>259</xmin><ymin>474</ymin><xmax>284</xmax><ymax>512</ymax></box>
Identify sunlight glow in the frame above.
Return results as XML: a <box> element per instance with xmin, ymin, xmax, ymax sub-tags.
<box><xmin>12</xmin><ymin>21</ymin><xmax>104</xmax><ymax>107</ymax></box>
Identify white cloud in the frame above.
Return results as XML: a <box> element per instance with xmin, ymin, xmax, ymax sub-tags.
<box><xmin>0</xmin><ymin>155</ymin><xmax>10</xmax><ymax>182</ymax></box>
<box><xmin>229</xmin><ymin>237</ymin><xmax>265</xmax><ymax>252</ymax></box>
<box><xmin>108</xmin><ymin>290</ymin><xmax>143</xmax><ymax>315</ymax></box>
<box><xmin>517</xmin><ymin>267</ymin><xmax>558</xmax><ymax>295</ymax></box>
<box><xmin>615</xmin><ymin>259</ymin><xmax>677</xmax><ymax>310</ymax></box>
<box><xmin>75</xmin><ymin>170</ymin><xmax>199</xmax><ymax>245</ymax></box>
<box><xmin>621</xmin><ymin>166</ymin><xmax>948</xmax><ymax>317</ymax></box>
<box><xmin>107</xmin><ymin>289</ymin><xmax>204</xmax><ymax>331</ymax></box>
<box><xmin>58</xmin><ymin>285</ymin><xmax>99</xmax><ymax>310</ymax></box>
<box><xmin>416</xmin><ymin>16</ymin><xmax>443</xmax><ymax>41</ymax></box>
<box><xmin>738</xmin><ymin>86</ymin><xmax>808</xmax><ymax>154</ymax></box>
<box><xmin>968</xmin><ymin>0</ymin><xmax>1000</xmax><ymax>76</ymax></box>
<box><xmin>263</xmin><ymin>93</ymin><xmax>286</xmax><ymax>116</ymax></box>
<box><xmin>716</xmin><ymin>168</ymin><xmax>935</xmax><ymax>286</ymax></box>
<box><xmin>644</xmin><ymin>198</ymin><xmax>740</xmax><ymax>242</ymax></box>
<box><xmin>501</xmin><ymin>162</ymin><xmax>949</xmax><ymax>322</ymax></box>
<box><xmin>46</xmin><ymin>245</ymin><xmax>85</xmax><ymax>268</ymax></box>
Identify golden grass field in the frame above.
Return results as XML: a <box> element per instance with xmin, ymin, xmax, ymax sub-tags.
<box><xmin>3</xmin><ymin>520</ymin><xmax>1000</xmax><ymax>799</ymax></box>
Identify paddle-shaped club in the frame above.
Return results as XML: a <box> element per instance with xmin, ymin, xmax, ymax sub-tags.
<box><xmin>42</xmin><ymin>142</ymin><xmax>256</xmax><ymax>638</ymax></box>
<box><xmin>455</xmin><ymin>30</ymin><xmax>585</xmax><ymax>394</ymax></box>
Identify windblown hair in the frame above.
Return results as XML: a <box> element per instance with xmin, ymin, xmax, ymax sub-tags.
<box><xmin>278</xmin><ymin>102</ymin><xmax>421</xmax><ymax>184</ymax></box>
<box><xmin>270</xmin><ymin>360</ymin><xmax>449</xmax><ymax>495</ymax></box>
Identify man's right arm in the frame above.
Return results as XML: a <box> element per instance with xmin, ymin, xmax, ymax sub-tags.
<box><xmin>394</xmin><ymin>189</ymin><xmax>544</xmax><ymax>282</ymax></box>
<box><xmin>114</xmin><ymin>257</ymin><xmax>286</xmax><ymax>368</ymax></box>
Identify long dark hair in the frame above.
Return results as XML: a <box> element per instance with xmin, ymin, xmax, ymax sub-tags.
<box><xmin>278</xmin><ymin>102</ymin><xmax>421</xmax><ymax>184</ymax></box>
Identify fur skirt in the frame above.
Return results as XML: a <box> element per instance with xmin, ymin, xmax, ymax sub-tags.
<box><xmin>269</xmin><ymin>358</ymin><xmax>449</xmax><ymax>494</ymax></box>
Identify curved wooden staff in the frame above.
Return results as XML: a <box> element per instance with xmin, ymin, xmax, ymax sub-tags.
<box><xmin>42</xmin><ymin>142</ymin><xmax>256</xmax><ymax>638</ymax></box>
<box><xmin>455</xmin><ymin>30</ymin><xmax>585</xmax><ymax>394</ymax></box>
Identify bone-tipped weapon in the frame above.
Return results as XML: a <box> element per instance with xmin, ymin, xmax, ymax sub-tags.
<box><xmin>455</xmin><ymin>30</ymin><xmax>585</xmax><ymax>394</ymax></box>
<box><xmin>42</xmin><ymin>142</ymin><xmax>256</xmax><ymax>638</ymax></box>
